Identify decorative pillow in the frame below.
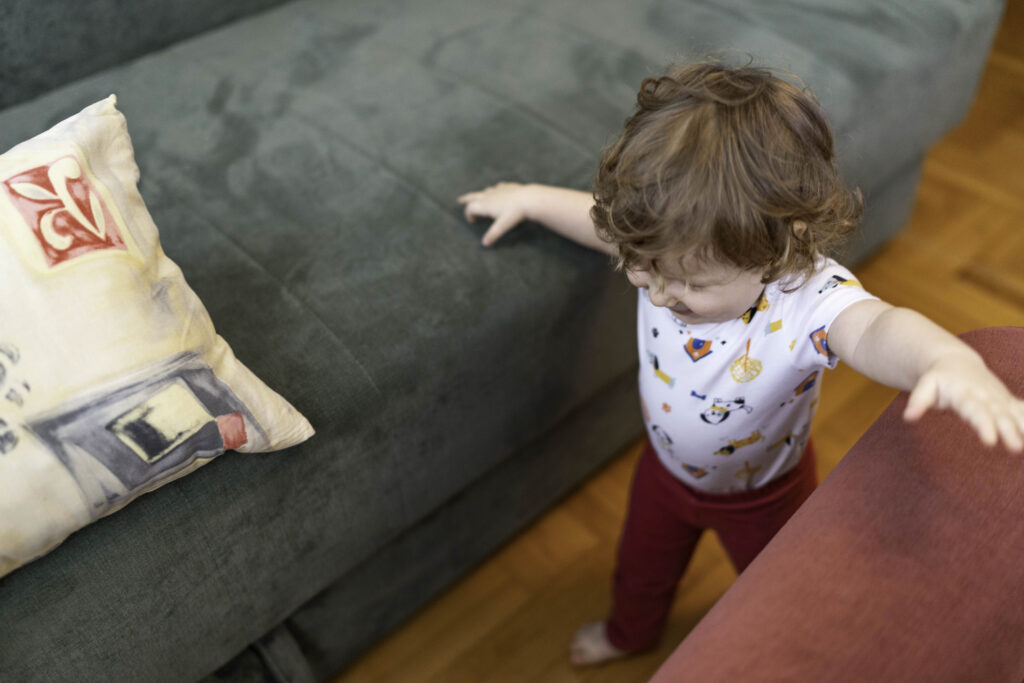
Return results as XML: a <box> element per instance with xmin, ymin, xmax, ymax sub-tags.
<box><xmin>0</xmin><ymin>96</ymin><xmax>315</xmax><ymax>578</ymax></box>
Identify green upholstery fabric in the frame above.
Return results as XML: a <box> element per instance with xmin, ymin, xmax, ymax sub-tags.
<box><xmin>0</xmin><ymin>0</ymin><xmax>291</xmax><ymax>109</ymax></box>
<box><xmin>0</xmin><ymin>0</ymin><xmax>1003</xmax><ymax>680</ymax></box>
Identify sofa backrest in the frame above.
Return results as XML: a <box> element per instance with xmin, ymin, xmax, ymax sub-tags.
<box><xmin>0</xmin><ymin>0</ymin><xmax>291</xmax><ymax>109</ymax></box>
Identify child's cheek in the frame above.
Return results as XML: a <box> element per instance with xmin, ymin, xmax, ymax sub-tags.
<box><xmin>688</xmin><ymin>292</ymin><xmax>712</xmax><ymax>308</ymax></box>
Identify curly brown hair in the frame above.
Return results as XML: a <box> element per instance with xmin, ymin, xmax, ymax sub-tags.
<box><xmin>591</xmin><ymin>61</ymin><xmax>861</xmax><ymax>285</ymax></box>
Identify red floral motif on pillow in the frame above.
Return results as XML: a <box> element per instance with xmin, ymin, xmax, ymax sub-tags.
<box><xmin>3</xmin><ymin>156</ymin><xmax>126</xmax><ymax>267</ymax></box>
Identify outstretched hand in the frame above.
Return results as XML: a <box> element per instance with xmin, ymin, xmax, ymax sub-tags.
<box><xmin>457</xmin><ymin>182</ymin><xmax>532</xmax><ymax>246</ymax></box>
<box><xmin>904</xmin><ymin>352</ymin><xmax>1024</xmax><ymax>452</ymax></box>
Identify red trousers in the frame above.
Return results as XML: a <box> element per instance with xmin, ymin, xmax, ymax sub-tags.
<box><xmin>606</xmin><ymin>440</ymin><xmax>818</xmax><ymax>652</ymax></box>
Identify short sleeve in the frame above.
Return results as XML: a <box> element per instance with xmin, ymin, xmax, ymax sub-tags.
<box><xmin>781</xmin><ymin>259</ymin><xmax>879</xmax><ymax>370</ymax></box>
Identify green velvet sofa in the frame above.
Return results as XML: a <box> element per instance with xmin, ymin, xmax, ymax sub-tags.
<box><xmin>0</xmin><ymin>0</ymin><xmax>1003</xmax><ymax>680</ymax></box>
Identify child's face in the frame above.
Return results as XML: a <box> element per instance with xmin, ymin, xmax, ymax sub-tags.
<box><xmin>625</xmin><ymin>255</ymin><xmax>766</xmax><ymax>324</ymax></box>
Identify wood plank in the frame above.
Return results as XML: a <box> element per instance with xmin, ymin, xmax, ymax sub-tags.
<box><xmin>924</xmin><ymin>58</ymin><xmax>1024</xmax><ymax>211</ymax></box>
<box><xmin>332</xmin><ymin>561</ymin><xmax>532</xmax><ymax>683</ymax></box>
<box><xmin>992</xmin><ymin>0</ymin><xmax>1024</xmax><ymax>63</ymax></box>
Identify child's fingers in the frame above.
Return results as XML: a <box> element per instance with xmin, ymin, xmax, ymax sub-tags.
<box><xmin>904</xmin><ymin>374</ymin><xmax>938</xmax><ymax>421</ymax></box>
<box><xmin>904</xmin><ymin>370</ymin><xmax>1024</xmax><ymax>452</ymax></box>
<box><xmin>1014</xmin><ymin>404</ymin><xmax>1024</xmax><ymax>447</ymax></box>
<box><xmin>979</xmin><ymin>416</ymin><xmax>1000</xmax><ymax>447</ymax></box>
<box><xmin>462</xmin><ymin>198</ymin><xmax>493</xmax><ymax>224</ymax></box>
<box><xmin>458</xmin><ymin>193</ymin><xmax>488</xmax><ymax>223</ymax></box>
<box><xmin>996</xmin><ymin>414</ymin><xmax>1024</xmax><ymax>453</ymax></box>
<box><xmin>481</xmin><ymin>213</ymin><xmax>519</xmax><ymax>246</ymax></box>
<box><xmin>964</xmin><ymin>400</ymin><xmax>999</xmax><ymax>447</ymax></box>
<box><xmin>1001</xmin><ymin>401</ymin><xmax>1024</xmax><ymax>452</ymax></box>
<box><xmin>1014</xmin><ymin>400</ymin><xmax>1024</xmax><ymax>427</ymax></box>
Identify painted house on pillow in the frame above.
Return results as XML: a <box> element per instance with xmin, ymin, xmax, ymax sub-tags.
<box><xmin>3</xmin><ymin>151</ymin><xmax>260</xmax><ymax>511</ymax></box>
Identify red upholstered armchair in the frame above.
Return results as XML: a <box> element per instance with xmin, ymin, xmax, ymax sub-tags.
<box><xmin>650</xmin><ymin>327</ymin><xmax>1024</xmax><ymax>682</ymax></box>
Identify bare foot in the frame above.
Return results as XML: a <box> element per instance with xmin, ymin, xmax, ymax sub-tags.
<box><xmin>569</xmin><ymin>621</ymin><xmax>628</xmax><ymax>666</ymax></box>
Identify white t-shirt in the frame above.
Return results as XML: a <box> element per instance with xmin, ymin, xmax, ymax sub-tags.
<box><xmin>637</xmin><ymin>258</ymin><xmax>878</xmax><ymax>493</ymax></box>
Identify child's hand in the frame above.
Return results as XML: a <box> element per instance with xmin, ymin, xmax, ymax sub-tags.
<box><xmin>904</xmin><ymin>352</ymin><xmax>1024</xmax><ymax>452</ymax></box>
<box><xmin>458</xmin><ymin>182</ymin><xmax>532</xmax><ymax>246</ymax></box>
<box><xmin>459</xmin><ymin>183</ymin><xmax>613</xmax><ymax>254</ymax></box>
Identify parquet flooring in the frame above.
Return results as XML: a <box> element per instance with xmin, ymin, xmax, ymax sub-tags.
<box><xmin>336</xmin><ymin>4</ymin><xmax>1024</xmax><ymax>681</ymax></box>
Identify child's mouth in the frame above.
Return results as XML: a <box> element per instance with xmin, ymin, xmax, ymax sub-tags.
<box><xmin>670</xmin><ymin>305</ymin><xmax>694</xmax><ymax>316</ymax></box>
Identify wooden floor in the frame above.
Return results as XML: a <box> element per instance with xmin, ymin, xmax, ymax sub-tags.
<box><xmin>336</xmin><ymin>6</ymin><xmax>1024</xmax><ymax>682</ymax></box>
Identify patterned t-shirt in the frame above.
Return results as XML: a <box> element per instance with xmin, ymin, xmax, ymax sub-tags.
<box><xmin>637</xmin><ymin>258</ymin><xmax>878</xmax><ymax>493</ymax></box>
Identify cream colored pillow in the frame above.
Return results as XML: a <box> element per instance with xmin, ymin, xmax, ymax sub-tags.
<box><xmin>0</xmin><ymin>96</ymin><xmax>314</xmax><ymax>578</ymax></box>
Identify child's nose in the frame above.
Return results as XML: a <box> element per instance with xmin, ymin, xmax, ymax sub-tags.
<box><xmin>647</xmin><ymin>288</ymin><xmax>676</xmax><ymax>308</ymax></box>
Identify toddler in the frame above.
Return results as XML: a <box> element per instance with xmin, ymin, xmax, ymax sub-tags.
<box><xmin>458</xmin><ymin>62</ymin><xmax>1024</xmax><ymax>666</ymax></box>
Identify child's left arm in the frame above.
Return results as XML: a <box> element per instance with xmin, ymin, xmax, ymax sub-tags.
<box><xmin>829</xmin><ymin>300</ymin><xmax>1024</xmax><ymax>452</ymax></box>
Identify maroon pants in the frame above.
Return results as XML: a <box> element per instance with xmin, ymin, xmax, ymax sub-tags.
<box><xmin>606</xmin><ymin>440</ymin><xmax>818</xmax><ymax>652</ymax></box>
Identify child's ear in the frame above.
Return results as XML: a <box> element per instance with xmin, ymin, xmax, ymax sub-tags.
<box><xmin>793</xmin><ymin>220</ymin><xmax>809</xmax><ymax>237</ymax></box>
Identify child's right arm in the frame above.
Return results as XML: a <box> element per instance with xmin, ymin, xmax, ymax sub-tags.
<box><xmin>457</xmin><ymin>182</ymin><xmax>617</xmax><ymax>256</ymax></box>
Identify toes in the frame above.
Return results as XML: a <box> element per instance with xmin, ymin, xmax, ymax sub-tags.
<box><xmin>568</xmin><ymin>622</ymin><xmax>628</xmax><ymax>667</ymax></box>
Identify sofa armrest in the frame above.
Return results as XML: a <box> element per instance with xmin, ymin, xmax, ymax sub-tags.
<box><xmin>650</xmin><ymin>326</ymin><xmax>1024</xmax><ymax>682</ymax></box>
